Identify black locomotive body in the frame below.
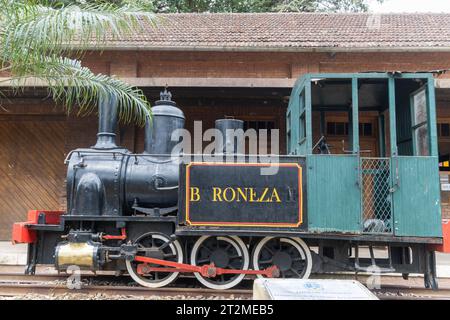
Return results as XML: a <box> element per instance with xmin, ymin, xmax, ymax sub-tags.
<box><xmin>13</xmin><ymin>75</ymin><xmax>446</xmax><ymax>290</ymax></box>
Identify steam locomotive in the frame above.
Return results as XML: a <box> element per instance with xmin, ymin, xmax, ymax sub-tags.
<box><xmin>12</xmin><ymin>73</ymin><xmax>449</xmax><ymax>290</ymax></box>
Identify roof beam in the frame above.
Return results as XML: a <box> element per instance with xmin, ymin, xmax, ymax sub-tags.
<box><xmin>436</xmin><ymin>79</ymin><xmax>450</xmax><ymax>89</ymax></box>
<box><xmin>0</xmin><ymin>77</ymin><xmax>296</xmax><ymax>88</ymax></box>
<box><xmin>4</xmin><ymin>77</ymin><xmax>449</xmax><ymax>90</ymax></box>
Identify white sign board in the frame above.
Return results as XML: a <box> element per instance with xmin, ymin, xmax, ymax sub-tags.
<box><xmin>442</xmin><ymin>183</ymin><xmax>450</xmax><ymax>191</ymax></box>
<box><xmin>253</xmin><ymin>279</ymin><xmax>378</xmax><ymax>300</ymax></box>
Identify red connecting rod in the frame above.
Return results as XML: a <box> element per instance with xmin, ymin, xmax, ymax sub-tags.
<box><xmin>102</xmin><ymin>228</ymin><xmax>127</xmax><ymax>240</ymax></box>
<box><xmin>134</xmin><ymin>255</ymin><xmax>280</xmax><ymax>278</ymax></box>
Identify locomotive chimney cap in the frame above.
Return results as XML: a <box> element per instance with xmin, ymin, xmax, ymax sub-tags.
<box><xmin>152</xmin><ymin>88</ymin><xmax>184</xmax><ymax>120</ymax></box>
<box><xmin>160</xmin><ymin>87</ymin><xmax>172</xmax><ymax>101</ymax></box>
<box><xmin>154</xmin><ymin>87</ymin><xmax>178</xmax><ymax>108</ymax></box>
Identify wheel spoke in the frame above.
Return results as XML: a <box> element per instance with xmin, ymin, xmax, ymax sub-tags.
<box><xmin>290</xmin><ymin>268</ymin><xmax>302</xmax><ymax>278</ymax></box>
<box><xmin>202</xmin><ymin>245</ymin><xmax>212</xmax><ymax>253</ymax></box>
<box><xmin>259</xmin><ymin>258</ymin><xmax>273</xmax><ymax>264</ymax></box>
<box><xmin>158</xmin><ymin>241</ymin><xmax>171</xmax><ymax>251</ymax></box>
<box><xmin>197</xmin><ymin>258</ymin><xmax>210</xmax><ymax>264</ymax></box>
<box><xmin>264</xmin><ymin>246</ymin><xmax>274</xmax><ymax>255</ymax></box>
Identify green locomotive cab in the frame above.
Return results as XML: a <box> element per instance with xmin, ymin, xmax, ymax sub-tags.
<box><xmin>287</xmin><ymin>73</ymin><xmax>442</xmax><ymax>238</ymax></box>
<box><xmin>284</xmin><ymin>73</ymin><xmax>446</xmax><ymax>289</ymax></box>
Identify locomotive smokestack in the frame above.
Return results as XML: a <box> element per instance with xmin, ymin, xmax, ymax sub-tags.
<box><xmin>144</xmin><ymin>88</ymin><xmax>185</xmax><ymax>154</ymax></box>
<box><xmin>215</xmin><ymin>119</ymin><xmax>244</xmax><ymax>154</ymax></box>
<box><xmin>93</xmin><ymin>93</ymin><xmax>118</xmax><ymax>149</ymax></box>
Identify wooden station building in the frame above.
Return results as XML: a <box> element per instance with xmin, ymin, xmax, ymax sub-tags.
<box><xmin>1</xmin><ymin>12</ymin><xmax>450</xmax><ymax>239</ymax></box>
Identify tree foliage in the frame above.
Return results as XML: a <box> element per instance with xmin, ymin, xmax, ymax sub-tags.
<box><xmin>43</xmin><ymin>0</ymin><xmax>383</xmax><ymax>13</ymax></box>
<box><xmin>153</xmin><ymin>0</ymin><xmax>380</xmax><ymax>13</ymax></box>
<box><xmin>276</xmin><ymin>0</ymin><xmax>377</xmax><ymax>12</ymax></box>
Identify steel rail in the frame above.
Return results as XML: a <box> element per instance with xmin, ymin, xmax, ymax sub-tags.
<box><xmin>1</xmin><ymin>281</ymin><xmax>450</xmax><ymax>300</ymax></box>
<box><xmin>375</xmin><ymin>286</ymin><xmax>450</xmax><ymax>300</ymax></box>
<box><xmin>1</xmin><ymin>278</ymin><xmax>450</xmax><ymax>300</ymax></box>
<box><xmin>0</xmin><ymin>282</ymin><xmax>252</xmax><ymax>299</ymax></box>
<box><xmin>2</xmin><ymin>271</ymin><xmax>450</xmax><ymax>286</ymax></box>
<box><xmin>2</xmin><ymin>271</ymin><xmax>450</xmax><ymax>300</ymax></box>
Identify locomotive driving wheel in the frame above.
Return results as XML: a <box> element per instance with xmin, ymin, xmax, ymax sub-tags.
<box><xmin>190</xmin><ymin>236</ymin><xmax>249</xmax><ymax>290</ymax></box>
<box><xmin>126</xmin><ymin>232</ymin><xmax>183</xmax><ymax>288</ymax></box>
<box><xmin>252</xmin><ymin>237</ymin><xmax>312</xmax><ymax>279</ymax></box>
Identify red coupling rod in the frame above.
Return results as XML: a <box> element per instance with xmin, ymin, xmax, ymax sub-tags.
<box><xmin>102</xmin><ymin>228</ymin><xmax>127</xmax><ymax>240</ymax></box>
<box><xmin>134</xmin><ymin>255</ymin><xmax>279</xmax><ymax>278</ymax></box>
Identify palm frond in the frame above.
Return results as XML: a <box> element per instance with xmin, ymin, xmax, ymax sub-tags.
<box><xmin>11</xmin><ymin>56</ymin><xmax>151</xmax><ymax>126</ymax></box>
<box><xmin>1</xmin><ymin>2</ymin><xmax>156</xmax><ymax>66</ymax></box>
<box><xmin>0</xmin><ymin>1</ymin><xmax>157</xmax><ymax>125</ymax></box>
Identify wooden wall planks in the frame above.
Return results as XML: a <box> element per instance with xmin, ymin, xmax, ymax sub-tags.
<box><xmin>0</xmin><ymin>119</ymin><xmax>66</xmax><ymax>239</ymax></box>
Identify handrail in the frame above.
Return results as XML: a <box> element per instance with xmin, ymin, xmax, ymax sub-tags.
<box><xmin>64</xmin><ymin>150</ymin><xmax>297</xmax><ymax>164</ymax></box>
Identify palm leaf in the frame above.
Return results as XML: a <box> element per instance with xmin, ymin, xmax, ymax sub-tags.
<box><xmin>0</xmin><ymin>1</ymin><xmax>157</xmax><ymax>125</ymax></box>
<box><xmin>2</xmin><ymin>2</ymin><xmax>156</xmax><ymax>57</ymax></box>
<box><xmin>9</xmin><ymin>56</ymin><xmax>151</xmax><ymax>126</ymax></box>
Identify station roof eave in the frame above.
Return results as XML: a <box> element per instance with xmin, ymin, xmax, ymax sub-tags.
<box><xmin>1</xmin><ymin>76</ymin><xmax>449</xmax><ymax>94</ymax></box>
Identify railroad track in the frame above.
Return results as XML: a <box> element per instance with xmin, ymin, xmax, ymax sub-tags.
<box><xmin>1</xmin><ymin>270</ymin><xmax>450</xmax><ymax>300</ymax></box>
<box><xmin>0</xmin><ymin>282</ymin><xmax>252</xmax><ymax>299</ymax></box>
<box><xmin>1</xmin><ymin>280</ymin><xmax>449</xmax><ymax>300</ymax></box>
<box><xmin>374</xmin><ymin>286</ymin><xmax>450</xmax><ymax>300</ymax></box>
<box><xmin>0</xmin><ymin>272</ymin><xmax>252</xmax><ymax>299</ymax></box>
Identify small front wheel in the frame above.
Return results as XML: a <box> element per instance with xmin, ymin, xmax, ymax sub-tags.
<box><xmin>126</xmin><ymin>232</ymin><xmax>183</xmax><ymax>288</ymax></box>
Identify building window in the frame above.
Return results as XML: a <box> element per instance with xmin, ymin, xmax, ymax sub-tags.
<box><xmin>327</xmin><ymin>122</ymin><xmax>349</xmax><ymax>136</ymax></box>
<box><xmin>411</xmin><ymin>88</ymin><xmax>429</xmax><ymax>156</ymax></box>
<box><xmin>299</xmin><ymin>113</ymin><xmax>306</xmax><ymax>140</ymax></box>
<box><xmin>326</xmin><ymin>121</ymin><xmax>373</xmax><ymax>137</ymax></box>
<box><xmin>359</xmin><ymin>123</ymin><xmax>373</xmax><ymax>137</ymax></box>
<box><xmin>438</xmin><ymin>123</ymin><xmax>450</xmax><ymax>137</ymax></box>
<box><xmin>243</xmin><ymin>120</ymin><xmax>275</xmax><ymax>132</ymax></box>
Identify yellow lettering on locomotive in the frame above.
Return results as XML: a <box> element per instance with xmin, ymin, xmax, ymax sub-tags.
<box><xmin>190</xmin><ymin>187</ymin><xmax>201</xmax><ymax>202</ymax></box>
<box><xmin>249</xmin><ymin>188</ymin><xmax>257</xmax><ymax>202</ymax></box>
<box><xmin>257</xmin><ymin>187</ymin><xmax>269</xmax><ymax>202</ymax></box>
<box><xmin>270</xmin><ymin>188</ymin><xmax>281</xmax><ymax>203</ymax></box>
<box><xmin>223</xmin><ymin>187</ymin><xmax>236</xmax><ymax>202</ymax></box>
<box><xmin>236</xmin><ymin>187</ymin><xmax>248</xmax><ymax>202</ymax></box>
<box><xmin>208</xmin><ymin>187</ymin><xmax>282</xmax><ymax>203</ymax></box>
<box><xmin>212</xmin><ymin>187</ymin><xmax>222</xmax><ymax>202</ymax></box>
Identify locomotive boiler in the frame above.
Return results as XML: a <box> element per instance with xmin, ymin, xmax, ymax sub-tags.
<box><xmin>67</xmin><ymin>89</ymin><xmax>183</xmax><ymax>218</ymax></box>
<box><xmin>12</xmin><ymin>72</ymin><xmax>450</xmax><ymax>290</ymax></box>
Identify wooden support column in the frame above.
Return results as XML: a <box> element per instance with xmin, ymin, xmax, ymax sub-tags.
<box><xmin>352</xmin><ymin>77</ymin><xmax>360</xmax><ymax>154</ymax></box>
<box><xmin>305</xmin><ymin>78</ymin><xmax>313</xmax><ymax>154</ymax></box>
<box><xmin>388</xmin><ymin>77</ymin><xmax>398</xmax><ymax>156</ymax></box>
<box><xmin>427</xmin><ymin>76</ymin><xmax>439</xmax><ymax>157</ymax></box>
